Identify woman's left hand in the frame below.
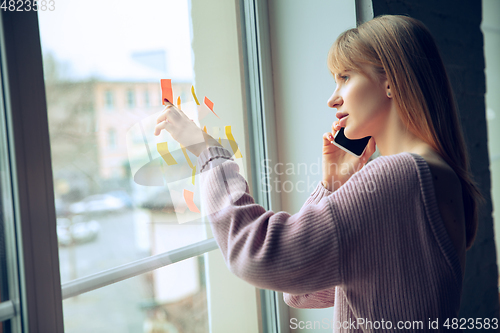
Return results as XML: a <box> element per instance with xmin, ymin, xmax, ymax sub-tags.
<box><xmin>154</xmin><ymin>100</ymin><xmax>222</xmax><ymax>157</ymax></box>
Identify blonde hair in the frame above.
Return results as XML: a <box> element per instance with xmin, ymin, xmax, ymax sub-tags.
<box><xmin>328</xmin><ymin>15</ymin><xmax>485</xmax><ymax>250</ymax></box>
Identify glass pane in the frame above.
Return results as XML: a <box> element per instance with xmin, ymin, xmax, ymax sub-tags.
<box><xmin>38</xmin><ymin>0</ymin><xmax>250</xmax><ymax>331</ymax></box>
<box><xmin>63</xmin><ymin>255</ymin><xmax>209</xmax><ymax>333</ymax></box>
<box><xmin>38</xmin><ymin>0</ymin><xmax>207</xmax><ymax>281</ymax></box>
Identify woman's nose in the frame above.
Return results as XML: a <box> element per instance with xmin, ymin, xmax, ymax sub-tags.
<box><xmin>327</xmin><ymin>92</ymin><xmax>342</xmax><ymax>109</ymax></box>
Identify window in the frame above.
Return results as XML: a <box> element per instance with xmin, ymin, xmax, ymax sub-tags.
<box><xmin>105</xmin><ymin>90</ymin><xmax>114</xmax><ymax>110</ymax></box>
<box><xmin>8</xmin><ymin>0</ymin><xmax>286</xmax><ymax>332</ymax></box>
<box><xmin>144</xmin><ymin>90</ymin><xmax>150</xmax><ymax>108</ymax></box>
<box><xmin>108</xmin><ymin>128</ymin><xmax>117</xmax><ymax>150</ymax></box>
<box><xmin>126</xmin><ymin>89</ymin><xmax>135</xmax><ymax>108</ymax></box>
<box><xmin>0</xmin><ymin>0</ymin><xmax>297</xmax><ymax>330</ymax></box>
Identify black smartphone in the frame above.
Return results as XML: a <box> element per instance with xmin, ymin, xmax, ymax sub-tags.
<box><xmin>331</xmin><ymin>127</ymin><xmax>371</xmax><ymax>157</ymax></box>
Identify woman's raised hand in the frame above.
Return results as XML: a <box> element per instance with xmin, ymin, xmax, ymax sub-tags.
<box><xmin>154</xmin><ymin>100</ymin><xmax>222</xmax><ymax>157</ymax></box>
<box><xmin>321</xmin><ymin>120</ymin><xmax>376</xmax><ymax>191</ymax></box>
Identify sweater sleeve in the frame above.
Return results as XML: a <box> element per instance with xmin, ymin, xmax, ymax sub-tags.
<box><xmin>284</xmin><ymin>182</ymin><xmax>337</xmax><ymax>308</ymax></box>
<box><xmin>196</xmin><ymin>146</ymin><xmax>398</xmax><ymax>295</ymax></box>
<box><xmin>299</xmin><ymin>181</ymin><xmax>334</xmax><ymax>210</ymax></box>
<box><xmin>283</xmin><ymin>286</ymin><xmax>336</xmax><ymax>309</ymax></box>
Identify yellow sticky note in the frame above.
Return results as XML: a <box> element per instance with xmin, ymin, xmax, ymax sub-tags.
<box><xmin>177</xmin><ymin>96</ymin><xmax>181</xmax><ymax>109</ymax></box>
<box><xmin>180</xmin><ymin>144</ymin><xmax>196</xmax><ymax>185</ymax></box>
<box><xmin>191</xmin><ymin>86</ymin><xmax>200</xmax><ymax>105</ymax></box>
<box><xmin>157</xmin><ymin>142</ymin><xmax>178</xmax><ymax>165</ymax></box>
<box><xmin>225</xmin><ymin>126</ymin><xmax>243</xmax><ymax>158</ymax></box>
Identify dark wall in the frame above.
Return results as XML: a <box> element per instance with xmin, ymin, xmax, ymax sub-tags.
<box><xmin>371</xmin><ymin>0</ymin><xmax>499</xmax><ymax>323</ymax></box>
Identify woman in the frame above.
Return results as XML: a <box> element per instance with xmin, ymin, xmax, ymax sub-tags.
<box><xmin>154</xmin><ymin>15</ymin><xmax>485</xmax><ymax>332</ymax></box>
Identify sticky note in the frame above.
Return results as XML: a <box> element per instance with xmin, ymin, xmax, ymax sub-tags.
<box><xmin>170</xmin><ymin>189</ymin><xmax>188</xmax><ymax>214</ymax></box>
<box><xmin>197</xmin><ymin>104</ymin><xmax>210</xmax><ymax>121</ymax></box>
<box><xmin>191</xmin><ymin>86</ymin><xmax>200</xmax><ymax>105</ymax></box>
<box><xmin>180</xmin><ymin>144</ymin><xmax>196</xmax><ymax>185</ymax></box>
<box><xmin>177</xmin><ymin>96</ymin><xmax>181</xmax><ymax>109</ymax></box>
<box><xmin>203</xmin><ymin>126</ymin><xmax>207</xmax><ymax>133</ymax></box>
<box><xmin>204</xmin><ymin>97</ymin><xmax>220</xmax><ymax>118</ymax></box>
<box><xmin>184</xmin><ymin>189</ymin><xmax>201</xmax><ymax>213</ymax></box>
<box><xmin>157</xmin><ymin>142</ymin><xmax>178</xmax><ymax>165</ymax></box>
<box><xmin>161</xmin><ymin>79</ymin><xmax>173</xmax><ymax>105</ymax></box>
<box><xmin>225</xmin><ymin>126</ymin><xmax>243</xmax><ymax>158</ymax></box>
<box><xmin>167</xmin><ymin>174</ymin><xmax>203</xmax><ymax>224</ymax></box>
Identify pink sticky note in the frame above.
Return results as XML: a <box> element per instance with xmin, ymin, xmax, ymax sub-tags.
<box><xmin>161</xmin><ymin>79</ymin><xmax>173</xmax><ymax>105</ymax></box>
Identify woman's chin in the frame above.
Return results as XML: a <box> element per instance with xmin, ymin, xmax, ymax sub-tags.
<box><xmin>343</xmin><ymin>127</ymin><xmax>355</xmax><ymax>139</ymax></box>
<box><xmin>344</xmin><ymin>127</ymin><xmax>365</xmax><ymax>140</ymax></box>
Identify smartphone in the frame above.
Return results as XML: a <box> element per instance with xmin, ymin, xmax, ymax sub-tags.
<box><xmin>331</xmin><ymin>127</ymin><xmax>371</xmax><ymax>158</ymax></box>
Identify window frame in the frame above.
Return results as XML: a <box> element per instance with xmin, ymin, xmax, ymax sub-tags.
<box><xmin>0</xmin><ymin>0</ymin><xmax>290</xmax><ymax>332</ymax></box>
<box><xmin>239</xmin><ymin>0</ymin><xmax>290</xmax><ymax>332</ymax></box>
<box><xmin>0</xmin><ymin>9</ymin><xmax>64</xmax><ymax>332</ymax></box>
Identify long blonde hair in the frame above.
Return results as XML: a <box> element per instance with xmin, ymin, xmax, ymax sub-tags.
<box><xmin>328</xmin><ymin>15</ymin><xmax>485</xmax><ymax>250</ymax></box>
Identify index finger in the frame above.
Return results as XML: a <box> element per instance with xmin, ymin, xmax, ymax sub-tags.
<box><xmin>331</xmin><ymin>120</ymin><xmax>341</xmax><ymax>134</ymax></box>
<box><xmin>156</xmin><ymin>103</ymin><xmax>173</xmax><ymax>124</ymax></box>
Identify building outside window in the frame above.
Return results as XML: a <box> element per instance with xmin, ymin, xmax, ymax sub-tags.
<box><xmin>108</xmin><ymin>128</ymin><xmax>117</xmax><ymax>150</ymax></box>
<box><xmin>127</xmin><ymin>89</ymin><xmax>135</xmax><ymax>108</ymax></box>
<box><xmin>144</xmin><ymin>90</ymin><xmax>150</xmax><ymax>108</ymax></box>
<box><xmin>105</xmin><ymin>90</ymin><xmax>114</xmax><ymax>110</ymax></box>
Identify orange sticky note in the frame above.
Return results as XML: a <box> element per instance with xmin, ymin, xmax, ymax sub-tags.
<box><xmin>184</xmin><ymin>189</ymin><xmax>200</xmax><ymax>213</ymax></box>
<box><xmin>177</xmin><ymin>96</ymin><xmax>181</xmax><ymax>109</ymax></box>
<box><xmin>161</xmin><ymin>79</ymin><xmax>173</xmax><ymax>105</ymax></box>
<box><xmin>204</xmin><ymin>96</ymin><xmax>220</xmax><ymax>118</ymax></box>
<box><xmin>203</xmin><ymin>125</ymin><xmax>207</xmax><ymax>133</ymax></box>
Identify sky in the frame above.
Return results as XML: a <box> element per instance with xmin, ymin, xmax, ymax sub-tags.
<box><xmin>37</xmin><ymin>0</ymin><xmax>193</xmax><ymax>81</ymax></box>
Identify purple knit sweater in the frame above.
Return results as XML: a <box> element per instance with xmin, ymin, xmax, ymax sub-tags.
<box><xmin>196</xmin><ymin>146</ymin><xmax>463</xmax><ymax>332</ymax></box>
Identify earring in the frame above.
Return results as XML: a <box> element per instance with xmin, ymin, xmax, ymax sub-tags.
<box><xmin>387</xmin><ymin>91</ymin><xmax>391</xmax><ymax>97</ymax></box>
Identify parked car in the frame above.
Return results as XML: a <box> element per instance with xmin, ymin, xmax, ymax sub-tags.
<box><xmin>57</xmin><ymin>216</ymin><xmax>100</xmax><ymax>246</ymax></box>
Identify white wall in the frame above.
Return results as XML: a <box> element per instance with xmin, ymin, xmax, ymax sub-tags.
<box><xmin>267</xmin><ymin>0</ymin><xmax>356</xmax><ymax>331</ymax></box>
